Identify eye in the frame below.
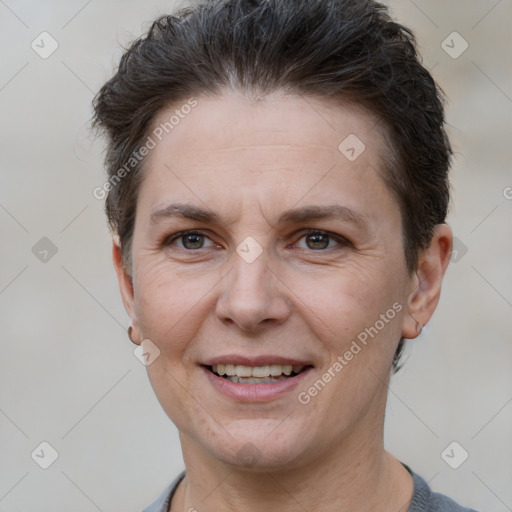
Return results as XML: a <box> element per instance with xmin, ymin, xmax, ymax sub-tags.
<box><xmin>294</xmin><ymin>230</ymin><xmax>350</xmax><ymax>251</ymax></box>
<box><xmin>165</xmin><ymin>230</ymin><xmax>217</xmax><ymax>250</ymax></box>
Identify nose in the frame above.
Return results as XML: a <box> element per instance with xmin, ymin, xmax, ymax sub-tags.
<box><xmin>215</xmin><ymin>249</ymin><xmax>292</xmax><ymax>332</ymax></box>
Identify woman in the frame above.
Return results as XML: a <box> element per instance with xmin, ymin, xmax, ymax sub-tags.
<box><xmin>93</xmin><ymin>0</ymin><xmax>479</xmax><ymax>510</ymax></box>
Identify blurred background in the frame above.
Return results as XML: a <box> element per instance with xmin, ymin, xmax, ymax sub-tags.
<box><xmin>0</xmin><ymin>1</ymin><xmax>511</xmax><ymax>510</ymax></box>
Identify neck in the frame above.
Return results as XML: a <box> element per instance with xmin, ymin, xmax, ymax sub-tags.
<box><xmin>172</xmin><ymin>418</ymin><xmax>413</xmax><ymax>512</ymax></box>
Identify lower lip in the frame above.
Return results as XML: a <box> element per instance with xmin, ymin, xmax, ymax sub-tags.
<box><xmin>202</xmin><ymin>365</ymin><xmax>313</xmax><ymax>402</ymax></box>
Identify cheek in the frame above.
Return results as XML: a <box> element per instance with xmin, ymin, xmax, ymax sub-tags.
<box><xmin>132</xmin><ymin>259</ymin><xmax>217</xmax><ymax>356</ymax></box>
<box><xmin>291</xmin><ymin>265</ymin><xmax>407</xmax><ymax>385</ymax></box>
<box><xmin>294</xmin><ymin>262</ymin><xmax>404</xmax><ymax>337</ymax></box>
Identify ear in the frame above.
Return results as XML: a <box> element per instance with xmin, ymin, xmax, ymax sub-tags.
<box><xmin>112</xmin><ymin>236</ymin><xmax>141</xmax><ymax>346</ymax></box>
<box><xmin>401</xmin><ymin>224</ymin><xmax>453</xmax><ymax>339</ymax></box>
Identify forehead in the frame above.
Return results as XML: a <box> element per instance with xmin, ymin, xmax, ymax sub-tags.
<box><xmin>137</xmin><ymin>91</ymin><xmax>395</xmax><ymax>221</ymax></box>
<box><xmin>147</xmin><ymin>90</ymin><xmax>387</xmax><ymax>161</ymax></box>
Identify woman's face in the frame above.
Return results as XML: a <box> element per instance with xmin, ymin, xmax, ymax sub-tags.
<box><xmin>115</xmin><ymin>91</ymin><xmax>446</xmax><ymax>469</ymax></box>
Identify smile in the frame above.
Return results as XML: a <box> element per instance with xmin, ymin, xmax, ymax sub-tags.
<box><xmin>209</xmin><ymin>363</ymin><xmax>306</xmax><ymax>384</ymax></box>
<box><xmin>202</xmin><ymin>363</ymin><xmax>314</xmax><ymax>402</ymax></box>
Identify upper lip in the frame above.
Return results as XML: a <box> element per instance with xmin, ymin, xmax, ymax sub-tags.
<box><xmin>202</xmin><ymin>355</ymin><xmax>313</xmax><ymax>367</ymax></box>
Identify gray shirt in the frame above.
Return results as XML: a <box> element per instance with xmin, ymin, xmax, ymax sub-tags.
<box><xmin>141</xmin><ymin>465</ymin><xmax>480</xmax><ymax>512</ymax></box>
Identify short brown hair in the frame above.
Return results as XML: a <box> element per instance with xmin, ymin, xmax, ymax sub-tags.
<box><xmin>93</xmin><ymin>0</ymin><xmax>452</xmax><ymax>371</ymax></box>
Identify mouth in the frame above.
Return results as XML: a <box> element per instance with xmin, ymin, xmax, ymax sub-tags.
<box><xmin>203</xmin><ymin>363</ymin><xmax>312</xmax><ymax>384</ymax></box>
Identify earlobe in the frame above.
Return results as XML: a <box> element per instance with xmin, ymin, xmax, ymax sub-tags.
<box><xmin>401</xmin><ymin>224</ymin><xmax>453</xmax><ymax>340</ymax></box>
<box><xmin>112</xmin><ymin>237</ymin><xmax>142</xmax><ymax>345</ymax></box>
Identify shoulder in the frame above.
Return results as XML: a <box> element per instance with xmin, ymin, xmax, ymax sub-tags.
<box><xmin>142</xmin><ymin>467</ymin><xmax>481</xmax><ymax>512</ymax></box>
<box><xmin>409</xmin><ymin>469</ymin><xmax>480</xmax><ymax>512</ymax></box>
<box><xmin>140</xmin><ymin>471</ymin><xmax>186</xmax><ymax>512</ymax></box>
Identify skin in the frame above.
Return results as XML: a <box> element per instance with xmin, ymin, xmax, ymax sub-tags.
<box><xmin>113</xmin><ymin>90</ymin><xmax>452</xmax><ymax>512</ymax></box>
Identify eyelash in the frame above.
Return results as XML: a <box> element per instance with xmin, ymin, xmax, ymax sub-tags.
<box><xmin>164</xmin><ymin>229</ymin><xmax>351</xmax><ymax>252</ymax></box>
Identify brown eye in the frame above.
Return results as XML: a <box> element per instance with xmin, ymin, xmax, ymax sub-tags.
<box><xmin>295</xmin><ymin>230</ymin><xmax>350</xmax><ymax>251</ymax></box>
<box><xmin>166</xmin><ymin>230</ymin><xmax>216</xmax><ymax>250</ymax></box>
<box><xmin>181</xmin><ymin>233</ymin><xmax>205</xmax><ymax>249</ymax></box>
<box><xmin>305</xmin><ymin>233</ymin><xmax>330</xmax><ymax>250</ymax></box>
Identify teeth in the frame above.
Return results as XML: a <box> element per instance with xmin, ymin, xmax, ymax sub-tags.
<box><xmin>252</xmin><ymin>365</ymin><xmax>270</xmax><ymax>377</ymax></box>
<box><xmin>225</xmin><ymin>375</ymin><xmax>289</xmax><ymax>384</ymax></box>
<box><xmin>211</xmin><ymin>364</ymin><xmax>305</xmax><ymax>378</ymax></box>
<box><xmin>270</xmin><ymin>364</ymin><xmax>283</xmax><ymax>376</ymax></box>
<box><xmin>236</xmin><ymin>365</ymin><xmax>254</xmax><ymax>377</ymax></box>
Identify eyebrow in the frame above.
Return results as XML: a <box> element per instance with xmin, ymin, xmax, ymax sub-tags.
<box><xmin>150</xmin><ymin>203</ymin><xmax>221</xmax><ymax>224</ymax></box>
<box><xmin>150</xmin><ymin>202</ymin><xmax>367</xmax><ymax>228</ymax></box>
<box><xmin>277</xmin><ymin>204</ymin><xmax>366</xmax><ymax>227</ymax></box>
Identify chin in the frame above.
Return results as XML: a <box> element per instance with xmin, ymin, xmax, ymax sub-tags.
<box><xmin>203</xmin><ymin>419</ymin><xmax>312</xmax><ymax>470</ymax></box>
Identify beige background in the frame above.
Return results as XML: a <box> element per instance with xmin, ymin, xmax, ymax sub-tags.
<box><xmin>1</xmin><ymin>1</ymin><xmax>511</xmax><ymax>511</ymax></box>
